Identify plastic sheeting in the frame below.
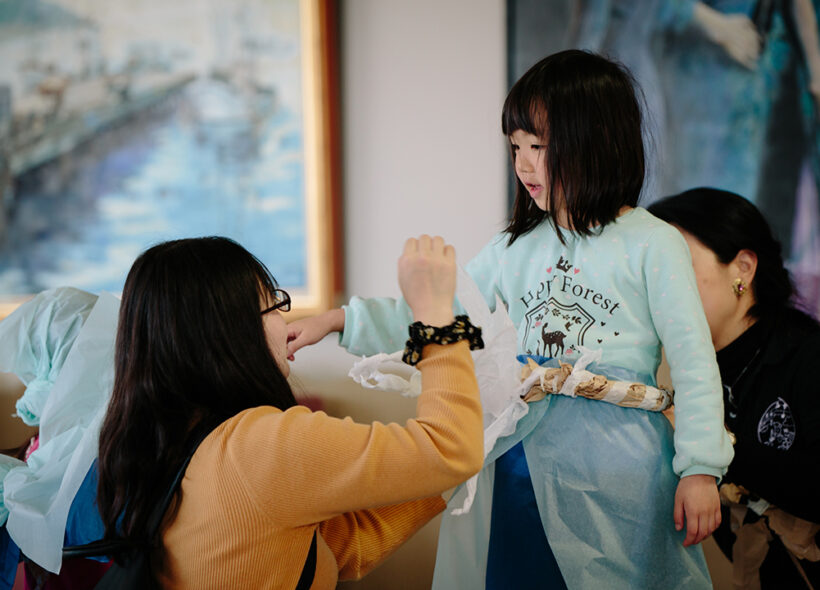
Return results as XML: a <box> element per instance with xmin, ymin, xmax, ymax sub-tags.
<box><xmin>1</xmin><ymin>292</ymin><xmax>119</xmax><ymax>573</ymax></box>
<box><xmin>432</xmin><ymin>363</ymin><xmax>713</xmax><ymax>590</ymax></box>
<box><xmin>0</xmin><ymin>288</ymin><xmax>98</xmax><ymax>426</ymax></box>
<box><xmin>347</xmin><ymin>268</ymin><xmax>531</xmax><ymax>514</ymax></box>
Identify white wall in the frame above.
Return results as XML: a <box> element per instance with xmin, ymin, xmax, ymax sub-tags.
<box><xmin>341</xmin><ymin>0</ymin><xmax>508</xmax><ymax>298</ymax></box>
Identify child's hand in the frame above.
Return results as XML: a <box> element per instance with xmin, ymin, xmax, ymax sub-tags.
<box><xmin>673</xmin><ymin>474</ymin><xmax>721</xmax><ymax>547</ymax></box>
<box><xmin>287</xmin><ymin>309</ymin><xmax>345</xmax><ymax>358</ymax></box>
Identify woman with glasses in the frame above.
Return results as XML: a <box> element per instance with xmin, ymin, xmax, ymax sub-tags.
<box><xmin>648</xmin><ymin>188</ymin><xmax>820</xmax><ymax>589</ymax></box>
<box><xmin>95</xmin><ymin>235</ymin><xmax>485</xmax><ymax>589</ymax></box>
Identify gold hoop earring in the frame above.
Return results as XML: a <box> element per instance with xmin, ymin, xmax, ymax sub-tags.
<box><xmin>732</xmin><ymin>278</ymin><xmax>747</xmax><ymax>297</ymax></box>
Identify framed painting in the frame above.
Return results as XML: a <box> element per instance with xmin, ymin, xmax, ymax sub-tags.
<box><xmin>507</xmin><ymin>0</ymin><xmax>820</xmax><ymax>317</ymax></box>
<box><xmin>0</xmin><ymin>0</ymin><xmax>342</xmax><ymax>321</ymax></box>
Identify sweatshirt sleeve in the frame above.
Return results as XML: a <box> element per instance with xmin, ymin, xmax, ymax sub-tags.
<box><xmin>340</xmin><ymin>234</ymin><xmax>506</xmax><ymax>356</ymax></box>
<box><xmin>463</xmin><ymin>233</ymin><xmax>507</xmax><ymax>312</ymax></box>
<box><xmin>224</xmin><ymin>341</ymin><xmax>483</xmax><ymax>526</ymax></box>
<box><xmin>643</xmin><ymin>224</ymin><xmax>734</xmax><ymax>479</ymax></box>
<box><xmin>340</xmin><ymin>296</ymin><xmax>414</xmax><ymax>356</ymax></box>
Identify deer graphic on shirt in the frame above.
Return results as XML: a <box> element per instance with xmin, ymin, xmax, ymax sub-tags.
<box><xmin>541</xmin><ymin>324</ymin><xmax>566</xmax><ymax>358</ymax></box>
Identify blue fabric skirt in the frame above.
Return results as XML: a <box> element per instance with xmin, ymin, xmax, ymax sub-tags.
<box><xmin>486</xmin><ymin>441</ymin><xmax>567</xmax><ymax>589</ymax></box>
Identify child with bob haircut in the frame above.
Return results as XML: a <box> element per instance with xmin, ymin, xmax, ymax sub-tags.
<box><xmin>288</xmin><ymin>50</ymin><xmax>733</xmax><ymax>589</ymax></box>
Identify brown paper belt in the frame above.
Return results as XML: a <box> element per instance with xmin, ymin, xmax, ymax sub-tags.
<box><xmin>519</xmin><ymin>358</ymin><xmax>672</xmax><ymax>412</ymax></box>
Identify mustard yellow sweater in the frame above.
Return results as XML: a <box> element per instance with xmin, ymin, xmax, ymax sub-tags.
<box><xmin>157</xmin><ymin>342</ymin><xmax>483</xmax><ymax>589</ymax></box>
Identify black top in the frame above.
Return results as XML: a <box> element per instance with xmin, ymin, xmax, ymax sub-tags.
<box><xmin>716</xmin><ymin>307</ymin><xmax>820</xmax><ymax>523</ymax></box>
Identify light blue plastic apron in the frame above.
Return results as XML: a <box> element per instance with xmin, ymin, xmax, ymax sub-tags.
<box><xmin>432</xmin><ymin>358</ymin><xmax>713</xmax><ymax>590</ymax></box>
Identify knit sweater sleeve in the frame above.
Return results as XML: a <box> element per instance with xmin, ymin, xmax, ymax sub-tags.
<box><xmin>643</xmin><ymin>224</ymin><xmax>734</xmax><ymax>478</ymax></box>
<box><xmin>223</xmin><ymin>341</ymin><xmax>483</xmax><ymax>526</ymax></box>
<box><xmin>319</xmin><ymin>496</ymin><xmax>446</xmax><ymax>581</ymax></box>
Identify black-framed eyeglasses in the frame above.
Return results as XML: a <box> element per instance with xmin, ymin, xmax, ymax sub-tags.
<box><xmin>261</xmin><ymin>289</ymin><xmax>291</xmax><ymax>315</ymax></box>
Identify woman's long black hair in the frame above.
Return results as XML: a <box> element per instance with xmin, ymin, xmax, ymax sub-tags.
<box><xmin>97</xmin><ymin>237</ymin><xmax>297</xmax><ymax>546</ymax></box>
<box><xmin>648</xmin><ymin>188</ymin><xmax>805</xmax><ymax>321</ymax></box>
<box><xmin>503</xmin><ymin>49</ymin><xmax>646</xmax><ymax>244</ymax></box>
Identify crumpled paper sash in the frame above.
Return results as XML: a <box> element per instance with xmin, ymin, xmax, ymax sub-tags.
<box><xmin>520</xmin><ymin>348</ymin><xmax>673</xmax><ymax>412</ymax></box>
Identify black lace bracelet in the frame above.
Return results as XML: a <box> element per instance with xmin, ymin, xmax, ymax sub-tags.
<box><xmin>402</xmin><ymin>315</ymin><xmax>484</xmax><ymax>366</ymax></box>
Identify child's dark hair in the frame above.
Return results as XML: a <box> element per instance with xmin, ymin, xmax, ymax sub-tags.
<box><xmin>648</xmin><ymin>188</ymin><xmax>798</xmax><ymax>321</ymax></box>
<box><xmin>503</xmin><ymin>50</ymin><xmax>645</xmax><ymax>244</ymax></box>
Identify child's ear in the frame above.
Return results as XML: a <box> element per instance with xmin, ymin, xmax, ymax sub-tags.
<box><xmin>733</xmin><ymin>249</ymin><xmax>758</xmax><ymax>284</ymax></box>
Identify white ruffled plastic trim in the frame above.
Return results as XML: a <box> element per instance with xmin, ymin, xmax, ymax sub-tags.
<box><xmin>348</xmin><ymin>267</ymin><xmax>534</xmax><ymax>515</ymax></box>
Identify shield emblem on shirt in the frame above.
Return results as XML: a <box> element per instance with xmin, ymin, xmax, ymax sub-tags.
<box><xmin>757</xmin><ymin>397</ymin><xmax>796</xmax><ymax>451</ymax></box>
<box><xmin>522</xmin><ymin>297</ymin><xmax>595</xmax><ymax>357</ymax></box>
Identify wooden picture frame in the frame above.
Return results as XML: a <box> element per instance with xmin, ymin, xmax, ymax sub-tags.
<box><xmin>0</xmin><ymin>0</ymin><xmax>342</xmax><ymax>321</ymax></box>
<box><xmin>292</xmin><ymin>0</ymin><xmax>343</xmax><ymax>320</ymax></box>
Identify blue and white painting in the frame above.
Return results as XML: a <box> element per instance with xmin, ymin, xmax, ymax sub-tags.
<box><xmin>0</xmin><ymin>0</ymin><xmax>307</xmax><ymax>297</ymax></box>
<box><xmin>509</xmin><ymin>0</ymin><xmax>820</xmax><ymax>316</ymax></box>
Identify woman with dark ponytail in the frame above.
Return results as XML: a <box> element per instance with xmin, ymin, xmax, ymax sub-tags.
<box><xmin>649</xmin><ymin>188</ymin><xmax>820</xmax><ymax>589</ymax></box>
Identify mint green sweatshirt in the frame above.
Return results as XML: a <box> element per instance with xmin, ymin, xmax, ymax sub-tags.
<box><xmin>341</xmin><ymin>208</ymin><xmax>733</xmax><ymax>479</ymax></box>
